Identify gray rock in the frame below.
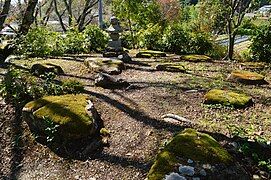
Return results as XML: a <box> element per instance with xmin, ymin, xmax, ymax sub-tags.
<box><xmin>94</xmin><ymin>72</ymin><xmax>130</xmax><ymax>89</ymax></box>
<box><xmin>179</xmin><ymin>165</ymin><xmax>195</xmax><ymax>176</ymax></box>
<box><xmin>187</xmin><ymin>159</ymin><xmax>194</xmax><ymax>164</ymax></box>
<box><xmin>165</xmin><ymin>173</ymin><xmax>187</xmax><ymax>180</ymax></box>
<box><xmin>199</xmin><ymin>169</ymin><xmax>207</xmax><ymax>176</ymax></box>
<box><xmin>118</xmin><ymin>53</ymin><xmax>131</xmax><ymax>62</ymax></box>
<box><xmin>192</xmin><ymin>178</ymin><xmax>200</xmax><ymax>180</ymax></box>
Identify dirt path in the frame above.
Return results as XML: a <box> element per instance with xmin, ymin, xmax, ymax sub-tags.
<box><xmin>0</xmin><ymin>57</ymin><xmax>270</xmax><ymax>179</ymax></box>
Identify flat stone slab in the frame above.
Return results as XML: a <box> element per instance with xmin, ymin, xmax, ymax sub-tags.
<box><xmin>31</xmin><ymin>63</ymin><xmax>64</xmax><ymax>76</ymax></box>
<box><xmin>181</xmin><ymin>54</ymin><xmax>212</xmax><ymax>62</ymax></box>
<box><xmin>204</xmin><ymin>89</ymin><xmax>253</xmax><ymax>108</ymax></box>
<box><xmin>23</xmin><ymin>94</ymin><xmax>99</xmax><ymax>141</ymax></box>
<box><xmin>136</xmin><ymin>50</ymin><xmax>166</xmax><ymax>58</ymax></box>
<box><xmin>148</xmin><ymin>129</ymin><xmax>248</xmax><ymax>180</ymax></box>
<box><xmin>84</xmin><ymin>58</ymin><xmax>125</xmax><ymax>75</ymax></box>
<box><xmin>228</xmin><ymin>70</ymin><xmax>268</xmax><ymax>85</ymax></box>
<box><xmin>155</xmin><ymin>63</ymin><xmax>186</xmax><ymax>72</ymax></box>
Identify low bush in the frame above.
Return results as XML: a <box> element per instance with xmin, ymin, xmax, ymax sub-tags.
<box><xmin>16</xmin><ymin>26</ymin><xmax>64</xmax><ymax>57</ymax></box>
<box><xmin>0</xmin><ymin>68</ymin><xmax>84</xmax><ymax>108</ymax></box>
<box><xmin>138</xmin><ymin>24</ymin><xmax>163</xmax><ymax>50</ymax></box>
<box><xmin>84</xmin><ymin>25</ymin><xmax>108</xmax><ymax>52</ymax></box>
<box><xmin>62</xmin><ymin>28</ymin><xmax>87</xmax><ymax>54</ymax></box>
<box><xmin>250</xmin><ymin>23</ymin><xmax>271</xmax><ymax>62</ymax></box>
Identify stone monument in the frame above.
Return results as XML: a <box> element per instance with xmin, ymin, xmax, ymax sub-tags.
<box><xmin>103</xmin><ymin>16</ymin><xmax>131</xmax><ymax>62</ymax></box>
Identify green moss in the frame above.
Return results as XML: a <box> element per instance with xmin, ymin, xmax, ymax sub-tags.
<box><xmin>84</xmin><ymin>58</ymin><xmax>124</xmax><ymax>75</ymax></box>
<box><xmin>24</xmin><ymin>94</ymin><xmax>95</xmax><ymax>139</ymax></box>
<box><xmin>204</xmin><ymin>89</ymin><xmax>253</xmax><ymax>108</ymax></box>
<box><xmin>231</xmin><ymin>70</ymin><xmax>265</xmax><ymax>81</ymax></box>
<box><xmin>148</xmin><ymin>129</ymin><xmax>232</xmax><ymax>180</ymax></box>
<box><xmin>155</xmin><ymin>63</ymin><xmax>186</xmax><ymax>72</ymax></box>
<box><xmin>181</xmin><ymin>54</ymin><xmax>211</xmax><ymax>62</ymax></box>
<box><xmin>136</xmin><ymin>50</ymin><xmax>166</xmax><ymax>58</ymax></box>
<box><xmin>100</xmin><ymin>128</ymin><xmax>110</xmax><ymax>136</ymax></box>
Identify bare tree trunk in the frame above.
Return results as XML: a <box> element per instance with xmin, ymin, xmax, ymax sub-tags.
<box><xmin>54</xmin><ymin>0</ymin><xmax>67</xmax><ymax>32</ymax></box>
<box><xmin>0</xmin><ymin>0</ymin><xmax>11</xmax><ymax>31</ymax></box>
<box><xmin>19</xmin><ymin>0</ymin><xmax>39</xmax><ymax>35</ymax></box>
<box><xmin>42</xmin><ymin>0</ymin><xmax>54</xmax><ymax>25</ymax></box>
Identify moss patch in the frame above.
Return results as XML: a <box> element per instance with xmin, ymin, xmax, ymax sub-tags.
<box><xmin>136</xmin><ymin>50</ymin><xmax>166</xmax><ymax>58</ymax></box>
<box><xmin>148</xmin><ymin>129</ymin><xmax>232</xmax><ymax>180</ymax></box>
<box><xmin>181</xmin><ymin>54</ymin><xmax>212</xmax><ymax>62</ymax></box>
<box><xmin>23</xmin><ymin>94</ymin><xmax>96</xmax><ymax>140</ymax></box>
<box><xmin>155</xmin><ymin>63</ymin><xmax>186</xmax><ymax>72</ymax></box>
<box><xmin>229</xmin><ymin>70</ymin><xmax>268</xmax><ymax>85</ymax></box>
<box><xmin>84</xmin><ymin>58</ymin><xmax>124</xmax><ymax>75</ymax></box>
<box><xmin>204</xmin><ymin>89</ymin><xmax>253</xmax><ymax>108</ymax></box>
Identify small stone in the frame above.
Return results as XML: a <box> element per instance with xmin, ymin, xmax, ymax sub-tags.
<box><xmin>179</xmin><ymin>165</ymin><xmax>195</xmax><ymax>176</ymax></box>
<box><xmin>192</xmin><ymin>178</ymin><xmax>201</xmax><ymax>180</ymax></box>
<box><xmin>165</xmin><ymin>172</ymin><xmax>187</xmax><ymax>180</ymax></box>
<box><xmin>202</xmin><ymin>164</ymin><xmax>212</xmax><ymax>170</ymax></box>
<box><xmin>253</xmin><ymin>174</ymin><xmax>260</xmax><ymax>179</ymax></box>
<box><xmin>199</xmin><ymin>169</ymin><xmax>207</xmax><ymax>176</ymax></box>
<box><xmin>74</xmin><ymin>175</ymin><xmax>80</xmax><ymax>180</ymax></box>
<box><xmin>187</xmin><ymin>159</ymin><xmax>194</xmax><ymax>164</ymax></box>
<box><xmin>230</xmin><ymin>142</ymin><xmax>238</xmax><ymax>149</ymax></box>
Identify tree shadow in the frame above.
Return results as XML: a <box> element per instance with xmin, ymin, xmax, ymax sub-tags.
<box><xmin>84</xmin><ymin>90</ymin><xmax>185</xmax><ymax>133</ymax></box>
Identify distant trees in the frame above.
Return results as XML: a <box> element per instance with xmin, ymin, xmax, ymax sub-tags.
<box><xmin>0</xmin><ymin>0</ymin><xmax>11</xmax><ymax>31</ymax></box>
<box><xmin>221</xmin><ymin>0</ymin><xmax>254</xmax><ymax>60</ymax></box>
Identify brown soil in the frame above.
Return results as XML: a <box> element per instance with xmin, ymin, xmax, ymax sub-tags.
<box><xmin>0</xmin><ymin>55</ymin><xmax>271</xmax><ymax>179</ymax></box>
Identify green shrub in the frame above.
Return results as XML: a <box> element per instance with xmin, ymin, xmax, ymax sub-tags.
<box><xmin>16</xmin><ymin>26</ymin><xmax>64</xmax><ymax>57</ymax></box>
<box><xmin>250</xmin><ymin>24</ymin><xmax>271</xmax><ymax>62</ymax></box>
<box><xmin>62</xmin><ymin>29</ymin><xmax>87</xmax><ymax>54</ymax></box>
<box><xmin>162</xmin><ymin>24</ymin><xmax>190</xmax><ymax>54</ymax></box>
<box><xmin>83</xmin><ymin>25</ymin><xmax>108</xmax><ymax>52</ymax></box>
<box><xmin>120</xmin><ymin>31</ymin><xmax>135</xmax><ymax>49</ymax></box>
<box><xmin>0</xmin><ymin>68</ymin><xmax>84</xmax><ymax>107</ymax></box>
<box><xmin>138</xmin><ymin>24</ymin><xmax>163</xmax><ymax>50</ymax></box>
<box><xmin>189</xmin><ymin>32</ymin><xmax>213</xmax><ymax>54</ymax></box>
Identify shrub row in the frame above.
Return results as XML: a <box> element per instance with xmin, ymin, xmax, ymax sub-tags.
<box><xmin>16</xmin><ymin>25</ymin><xmax>108</xmax><ymax>57</ymax></box>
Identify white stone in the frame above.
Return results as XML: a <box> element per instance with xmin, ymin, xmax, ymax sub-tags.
<box><xmin>179</xmin><ymin>165</ymin><xmax>195</xmax><ymax>176</ymax></box>
<box><xmin>165</xmin><ymin>173</ymin><xmax>187</xmax><ymax>180</ymax></box>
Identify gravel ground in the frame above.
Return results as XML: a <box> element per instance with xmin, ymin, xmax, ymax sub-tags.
<box><xmin>0</xmin><ymin>56</ymin><xmax>270</xmax><ymax>179</ymax></box>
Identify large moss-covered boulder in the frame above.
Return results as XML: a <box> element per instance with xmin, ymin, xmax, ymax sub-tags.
<box><xmin>84</xmin><ymin>58</ymin><xmax>125</xmax><ymax>75</ymax></box>
<box><xmin>228</xmin><ymin>70</ymin><xmax>268</xmax><ymax>85</ymax></box>
<box><xmin>148</xmin><ymin>129</ymin><xmax>241</xmax><ymax>180</ymax></box>
<box><xmin>136</xmin><ymin>50</ymin><xmax>166</xmax><ymax>58</ymax></box>
<box><xmin>155</xmin><ymin>63</ymin><xmax>186</xmax><ymax>73</ymax></box>
<box><xmin>204</xmin><ymin>89</ymin><xmax>253</xmax><ymax>108</ymax></box>
<box><xmin>30</xmin><ymin>63</ymin><xmax>64</xmax><ymax>76</ymax></box>
<box><xmin>22</xmin><ymin>94</ymin><xmax>98</xmax><ymax>141</ymax></box>
<box><xmin>181</xmin><ymin>54</ymin><xmax>212</xmax><ymax>62</ymax></box>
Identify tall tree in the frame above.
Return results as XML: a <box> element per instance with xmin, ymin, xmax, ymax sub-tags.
<box><xmin>0</xmin><ymin>0</ymin><xmax>11</xmax><ymax>31</ymax></box>
<box><xmin>222</xmin><ymin>0</ymin><xmax>254</xmax><ymax>60</ymax></box>
<box><xmin>19</xmin><ymin>0</ymin><xmax>39</xmax><ymax>35</ymax></box>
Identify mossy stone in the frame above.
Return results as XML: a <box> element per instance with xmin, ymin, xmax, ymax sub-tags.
<box><xmin>228</xmin><ymin>70</ymin><xmax>268</xmax><ymax>85</ymax></box>
<box><xmin>204</xmin><ymin>89</ymin><xmax>253</xmax><ymax>108</ymax></box>
<box><xmin>30</xmin><ymin>63</ymin><xmax>64</xmax><ymax>76</ymax></box>
<box><xmin>136</xmin><ymin>50</ymin><xmax>166</xmax><ymax>58</ymax></box>
<box><xmin>23</xmin><ymin>94</ymin><xmax>98</xmax><ymax>141</ymax></box>
<box><xmin>148</xmin><ymin>129</ymin><xmax>233</xmax><ymax>180</ymax></box>
<box><xmin>181</xmin><ymin>54</ymin><xmax>212</xmax><ymax>62</ymax></box>
<box><xmin>155</xmin><ymin>63</ymin><xmax>186</xmax><ymax>72</ymax></box>
<box><xmin>84</xmin><ymin>57</ymin><xmax>125</xmax><ymax>75</ymax></box>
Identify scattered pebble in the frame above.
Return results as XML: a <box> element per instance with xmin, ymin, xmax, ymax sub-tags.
<box><xmin>253</xmin><ymin>174</ymin><xmax>260</xmax><ymax>179</ymax></box>
<box><xmin>199</xmin><ymin>169</ymin><xmax>207</xmax><ymax>176</ymax></box>
<box><xmin>192</xmin><ymin>177</ymin><xmax>200</xmax><ymax>180</ymax></box>
<box><xmin>187</xmin><ymin>159</ymin><xmax>194</xmax><ymax>164</ymax></box>
<box><xmin>179</xmin><ymin>165</ymin><xmax>195</xmax><ymax>176</ymax></box>
<box><xmin>165</xmin><ymin>172</ymin><xmax>187</xmax><ymax>180</ymax></box>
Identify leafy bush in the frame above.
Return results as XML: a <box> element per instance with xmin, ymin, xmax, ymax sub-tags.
<box><xmin>120</xmin><ymin>31</ymin><xmax>135</xmax><ymax>49</ymax></box>
<box><xmin>62</xmin><ymin>29</ymin><xmax>87</xmax><ymax>54</ymax></box>
<box><xmin>162</xmin><ymin>24</ymin><xmax>190</xmax><ymax>54</ymax></box>
<box><xmin>0</xmin><ymin>68</ymin><xmax>84</xmax><ymax>107</ymax></box>
<box><xmin>83</xmin><ymin>25</ymin><xmax>108</xmax><ymax>52</ymax></box>
<box><xmin>189</xmin><ymin>32</ymin><xmax>213</xmax><ymax>54</ymax></box>
<box><xmin>16</xmin><ymin>26</ymin><xmax>64</xmax><ymax>57</ymax></box>
<box><xmin>138</xmin><ymin>24</ymin><xmax>163</xmax><ymax>50</ymax></box>
<box><xmin>250</xmin><ymin>24</ymin><xmax>271</xmax><ymax>62</ymax></box>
